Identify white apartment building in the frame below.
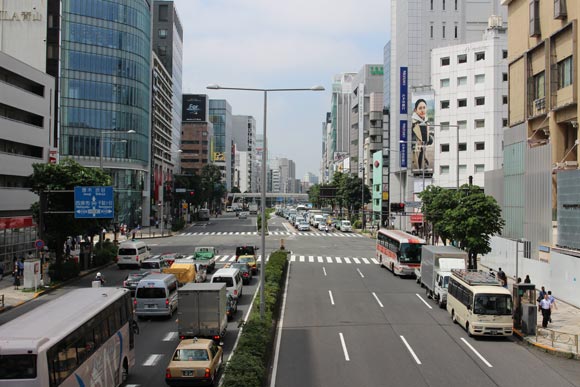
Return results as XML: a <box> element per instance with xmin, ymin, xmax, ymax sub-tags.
<box><xmin>431</xmin><ymin>22</ymin><xmax>508</xmax><ymax>188</ymax></box>
<box><xmin>234</xmin><ymin>151</ymin><xmax>250</xmax><ymax>193</ymax></box>
<box><xmin>232</xmin><ymin>115</ymin><xmax>257</xmax><ymax>192</ymax></box>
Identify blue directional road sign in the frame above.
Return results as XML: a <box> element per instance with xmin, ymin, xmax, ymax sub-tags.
<box><xmin>74</xmin><ymin>186</ymin><xmax>114</xmax><ymax>219</ymax></box>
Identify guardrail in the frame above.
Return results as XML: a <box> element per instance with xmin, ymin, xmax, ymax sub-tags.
<box><xmin>536</xmin><ymin>327</ymin><xmax>579</xmax><ymax>354</ymax></box>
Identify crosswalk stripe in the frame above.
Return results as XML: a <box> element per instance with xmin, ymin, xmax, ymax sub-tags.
<box><xmin>326</xmin><ymin>256</ymin><xmax>332</xmax><ymax>263</ymax></box>
<box><xmin>150</xmin><ymin>255</ymin><xmax>160</xmax><ymax>259</ymax></box>
<box><xmin>344</xmin><ymin>257</ymin><xmax>351</xmax><ymax>264</ymax></box>
<box><xmin>235</xmin><ymin>232</ymin><xmax>240</xmax><ymax>235</ymax></box>
<box><xmin>210</xmin><ymin>232</ymin><xmax>216</xmax><ymax>235</ymax></box>
<box><xmin>228</xmin><ymin>256</ymin><xmax>236</xmax><ymax>262</ymax></box>
<box><xmin>353</xmin><ymin>258</ymin><xmax>361</xmax><ymax>264</ymax></box>
<box><xmin>184</xmin><ymin>255</ymin><xmax>194</xmax><ymax>259</ymax></box>
<box><xmin>179</xmin><ymin>233</ymin><xmax>186</xmax><ymax>236</ymax></box>
<box><xmin>291</xmin><ymin>255</ymin><xmax>296</xmax><ymax>262</ymax></box>
<box><xmin>308</xmin><ymin>256</ymin><xmax>314</xmax><ymax>263</ymax></box>
<box><xmin>371</xmin><ymin>258</ymin><xmax>379</xmax><ymax>264</ymax></box>
<box><xmin>362</xmin><ymin>258</ymin><xmax>370</xmax><ymax>264</ymax></box>
<box><xmin>143</xmin><ymin>354</ymin><xmax>163</xmax><ymax>366</ymax></box>
<box><xmin>335</xmin><ymin>257</ymin><xmax>342</xmax><ymax>263</ymax></box>
<box><xmin>299</xmin><ymin>256</ymin><xmax>305</xmax><ymax>262</ymax></box>
<box><xmin>317</xmin><ymin>256</ymin><xmax>323</xmax><ymax>263</ymax></box>
<box><xmin>163</xmin><ymin>332</ymin><xmax>178</xmax><ymax>341</ymax></box>
<box><xmin>187</xmin><ymin>232</ymin><xmax>193</xmax><ymax>236</ymax></box>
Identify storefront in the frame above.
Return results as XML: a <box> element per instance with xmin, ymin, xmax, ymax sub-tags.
<box><xmin>0</xmin><ymin>216</ymin><xmax>37</xmax><ymax>274</ymax></box>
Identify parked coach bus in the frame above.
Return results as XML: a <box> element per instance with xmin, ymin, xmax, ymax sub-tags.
<box><xmin>376</xmin><ymin>229</ymin><xmax>426</xmax><ymax>276</ymax></box>
<box><xmin>0</xmin><ymin>288</ymin><xmax>136</xmax><ymax>387</ymax></box>
<box><xmin>447</xmin><ymin>269</ymin><xmax>513</xmax><ymax>337</ymax></box>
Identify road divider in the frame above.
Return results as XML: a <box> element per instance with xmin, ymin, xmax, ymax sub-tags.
<box><xmin>339</xmin><ymin>332</ymin><xmax>350</xmax><ymax>361</ymax></box>
<box><xmin>415</xmin><ymin>293</ymin><xmax>433</xmax><ymax>310</ymax></box>
<box><xmin>461</xmin><ymin>338</ymin><xmax>493</xmax><ymax>368</ymax></box>
<box><xmin>372</xmin><ymin>292</ymin><xmax>384</xmax><ymax>308</ymax></box>
<box><xmin>400</xmin><ymin>336</ymin><xmax>422</xmax><ymax>365</ymax></box>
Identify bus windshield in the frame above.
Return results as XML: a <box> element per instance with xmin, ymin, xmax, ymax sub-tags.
<box><xmin>0</xmin><ymin>355</ymin><xmax>37</xmax><ymax>379</ymax></box>
<box><xmin>399</xmin><ymin>243</ymin><xmax>422</xmax><ymax>263</ymax></box>
<box><xmin>474</xmin><ymin>294</ymin><xmax>513</xmax><ymax>315</ymax></box>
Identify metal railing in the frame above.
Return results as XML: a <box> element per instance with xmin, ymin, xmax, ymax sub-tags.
<box><xmin>536</xmin><ymin>326</ymin><xmax>579</xmax><ymax>354</ymax></box>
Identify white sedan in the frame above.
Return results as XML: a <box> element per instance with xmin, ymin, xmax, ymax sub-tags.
<box><xmin>297</xmin><ymin>222</ymin><xmax>310</xmax><ymax>231</ymax></box>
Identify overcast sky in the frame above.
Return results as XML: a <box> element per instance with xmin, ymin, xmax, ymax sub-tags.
<box><xmin>173</xmin><ymin>0</ymin><xmax>390</xmax><ymax>179</ymax></box>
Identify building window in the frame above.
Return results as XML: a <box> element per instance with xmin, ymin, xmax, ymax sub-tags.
<box><xmin>475</xmin><ymin>74</ymin><xmax>485</xmax><ymax>84</ymax></box>
<box><xmin>443</xmin><ymin>0</ymin><xmax>446</xmax><ymax>10</ymax></box>
<box><xmin>430</xmin><ymin>25</ymin><xmax>434</xmax><ymax>38</ymax></box>
<box><xmin>475</xmin><ymin>97</ymin><xmax>485</xmax><ymax>106</ymax></box>
<box><xmin>202</xmin><ymin>131</ymin><xmax>208</xmax><ymax>136</ymax></box>
<box><xmin>503</xmin><ymin>118</ymin><xmax>508</xmax><ymax>127</ymax></box>
<box><xmin>157</xmin><ymin>45</ymin><xmax>167</xmax><ymax>56</ymax></box>
<box><xmin>430</xmin><ymin>0</ymin><xmax>433</xmax><ymax>10</ymax></box>
<box><xmin>558</xmin><ymin>56</ymin><xmax>573</xmax><ymax>89</ymax></box>
<box><xmin>475</xmin><ymin>164</ymin><xmax>485</xmax><ymax>173</ymax></box>
<box><xmin>441</xmin><ymin>144</ymin><xmax>450</xmax><ymax>152</ymax></box>
<box><xmin>554</xmin><ymin>0</ymin><xmax>567</xmax><ymax>19</ymax></box>
<box><xmin>475</xmin><ymin>142</ymin><xmax>485</xmax><ymax>151</ymax></box>
<box><xmin>475</xmin><ymin>119</ymin><xmax>485</xmax><ymax>128</ymax></box>
<box><xmin>459</xmin><ymin>143</ymin><xmax>467</xmax><ymax>151</ymax></box>
<box><xmin>534</xmin><ymin>71</ymin><xmax>545</xmax><ymax>99</ymax></box>
<box><xmin>455</xmin><ymin>0</ymin><xmax>458</xmax><ymax>10</ymax></box>
<box><xmin>440</xmin><ymin>78</ymin><xmax>450</xmax><ymax>88</ymax></box>
<box><xmin>457</xmin><ymin>98</ymin><xmax>467</xmax><ymax>107</ymax></box>
<box><xmin>502</xmin><ymin>50</ymin><xmax>508</xmax><ymax>59</ymax></box>
<box><xmin>529</xmin><ymin>0</ymin><xmax>540</xmax><ymax>36</ymax></box>
<box><xmin>475</xmin><ymin>51</ymin><xmax>485</xmax><ymax>61</ymax></box>
<box><xmin>503</xmin><ymin>95</ymin><xmax>508</xmax><ymax>104</ymax></box>
<box><xmin>158</xmin><ymin>29</ymin><xmax>168</xmax><ymax>38</ymax></box>
<box><xmin>441</xmin><ymin>100</ymin><xmax>450</xmax><ymax>109</ymax></box>
<box><xmin>441</xmin><ymin>57</ymin><xmax>450</xmax><ymax>66</ymax></box>
<box><xmin>441</xmin><ymin>122</ymin><xmax>450</xmax><ymax>131</ymax></box>
<box><xmin>502</xmin><ymin>72</ymin><xmax>508</xmax><ymax>82</ymax></box>
<box><xmin>442</xmin><ymin>25</ymin><xmax>446</xmax><ymax>38</ymax></box>
<box><xmin>457</xmin><ymin>54</ymin><xmax>467</xmax><ymax>64</ymax></box>
<box><xmin>454</xmin><ymin>26</ymin><xmax>458</xmax><ymax>39</ymax></box>
<box><xmin>457</xmin><ymin>120</ymin><xmax>467</xmax><ymax>130</ymax></box>
<box><xmin>158</xmin><ymin>4</ymin><xmax>169</xmax><ymax>21</ymax></box>
<box><xmin>440</xmin><ymin>165</ymin><xmax>450</xmax><ymax>174</ymax></box>
<box><xmin>459</xmin><ymin>165</ymin><xmax>467</xmax><ymax>173</ymax></box>
<box><xmin>457</xmin><ymin>76</ymin><xmax>467</xmax><ymax>86</ymax></box>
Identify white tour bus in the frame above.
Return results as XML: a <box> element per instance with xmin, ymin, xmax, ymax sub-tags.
<box><xmin>376</xmin><ymin>229</ymin><xmax>426</xmax><ymax>276</ymax></box>
<box><xmin>447</xmin><ymin>269</ymin><xmax>513</xmax><ymax>337</ymax></box>
<box><xmin>0</xmin><ymin>287</ymin><xmax>136</xmax><ymax>387</ymax></box>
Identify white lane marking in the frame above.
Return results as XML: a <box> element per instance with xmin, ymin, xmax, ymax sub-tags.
<box><xmin>344</xmin><ymin>257</ymin><xmax>351</xmax><ymax>264</ymax></box>
<box><xmin>184</xmin><ymin>255</ymin><xmax>194</xmax><ymax>259</ymax></box>
<box><xmin>461</xmin><ymin>338</ymin><xmax>493</xmax><ymax>368</ymax></box>
<box><xmin>335</xmin><ymin>257</ymin><xmax>342</xmax><ymax>263</ymax></box>
<box><xmin>210</xmin><ymin>232</ymin><xmax>216</xmax><ymax>235</ymax></box>
<box><xmin>326</xmin><ymin>256</ymin><xmax>333</xmax><ymax>263</ymax></box>
<box><xmin>362</xmin><ymin>258</ymin><xmax>370</xmax><ymax>264</ymax></box>
<box><xmin>179</xmin><ymin>233</ymin><xmax>186</xmax><ymax>236</ymax></box>
<box><xmin>235</xmin><ymin>232</ymin><xmax>240</xmax><ymax>235</ymax></box>
<box><xmin>371</xmin><ymin>258</ymin><xmax>379</xmax><ymax>264</ymax></box>
<box><xmin>163</xmin><ymin>332</ymin><xmax>177</xmax><ymax>341</ymax></box>
<box><xmin>317</xmin><ymin>256</ymin><xmax>323</xmax><ymax>263</ymax></box>
<box><xmin>353</xmin><ymin>257</ymin><xmax>361</xmax><ymax>264</ymax></box>
<box><xmin>143</xmin><ymin>354</ymin><xmax>163</xmax><ymax>366</ymax></box>
<box><xmin>323</xmin><ymin>267</ymin><xmax>327</xmax><ymax>276</ymax></box>
<box><xmin>290</xmin><ymin>255</ymin><xmax>296</xmax><ymax>262</ymax></box>
<box><xmin>356</xmin><ymin>268</ymin><xmax>365</xmax><ymax>278</ymax></box>
<box><xmin>372</xmin><ymin>292</ymin><xmax>384</xmax><ymax>308</ymax></box>
<box><xmin>416</xmin><ymin>294</ymin><xmax>433</xmax><ymax>310</ymax></box>
<box><xmin>339</xmin><ymin>333</ymin><xmax>350</xmax><ymax>361</ymax></box>
<box><xmin>125</xmin><ymin>385</ymin><xmax>140</xmax><ymax>387</ymax></box>
<box><xmin>228</xmin><ymin>232</ymin><xmax>234</xmax><ymax>235</ymax></box>
<box><xmin>228</xmin><ymin>256</ymin><xmax>236</xmax><ymax>262</ymax></box>
<box><xmin>400</xmin><ymin>336</ymin><xmax>421</xmax><ymax>365</ymax></box>
<box><xmin>270</xmin><ymin>262</ymin><xmax>292</xmax><ymax>387</ymax></box>
<box><xmin>150</xmin><ymin>255</ymin><xmax>160</xmax><ymax>259</ymax></box>
<box><xmin>308</xmin><ymin>256</ymin><xmax>314</xmax><ymax>263</ymax></box>
<box><xmin>328</xmin><ymin>290</ymin><xmax>335</xmax><ymax>305</ymax></box>
<box><xmin>216</xmin><ymin>232</ymin><xmax>222</xmax><ymax>235</ymax></box>
<box><xmin>299</xmin><ymin>255</ymin><xmax>305</xmax><ymax>262</ymax></box>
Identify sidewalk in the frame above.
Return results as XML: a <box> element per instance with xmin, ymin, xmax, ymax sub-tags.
<box><xmin>483</xmin><ymin>264</ymin><xmax>580</xmax><ymax>359</ymax></box>
<box><xmin>99</xmin><ymin>225</ymin><xmax>175</xmax><ymax>243</ymax></box>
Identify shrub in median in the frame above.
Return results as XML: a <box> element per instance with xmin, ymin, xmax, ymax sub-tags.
<box><xmin>48</xmin><ymin>260</ymin><xmax>80</xmax><ymax>282</ymax></box>
<box><xmin>171</xmin><ymin>218</ymin><xmax>185</xmax><ymax>232</ymax></box>
<box><xmin>93</xmin><ymin>240</ymin><xmax>118</xmax><ymax>267</ymax></box>
<box><xmin>221</xmin><ymin>250</ymin><xmax>288</xmax><ymax>387</ymax></box>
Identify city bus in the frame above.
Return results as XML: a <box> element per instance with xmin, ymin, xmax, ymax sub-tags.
<box><xmin>376</xmin><ymin>229</ymin><xmax>426</xmax><ymax>276</ymax></box>
<box><xmin>0</xmin><ymin>287</ymin><xmax>136</xmax><ymax>387</ymax></box>
<box><xmin>446</xmin><ymin>269</ymin><xmax>513</xmax><ymax>337</ymax></box>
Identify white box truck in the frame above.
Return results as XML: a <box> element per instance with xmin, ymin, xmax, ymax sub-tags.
<box><xmin>420</xmin><ymin>245</ymin><xmax>467</xmax><ymax>308</ymax></box>
<box><xmin>177</xmin><ymin>283</ymin><xmax>228</xmax><ymax>342</ymax></box>
<box><xmin>248</xmin><ymin>203</ymin><xmax>258</xmax><ymax>214</ymax></box>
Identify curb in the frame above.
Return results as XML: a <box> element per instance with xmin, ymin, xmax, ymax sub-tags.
<box><xmin>513</xmin><ymin>328</ymin><xmax>579</xmax><ymax>360</ymax></box>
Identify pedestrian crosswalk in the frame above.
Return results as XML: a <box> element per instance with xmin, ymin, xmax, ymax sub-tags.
<box><xmin>150</xmin><ymin>254</ymin><xmax>272</xmax><ymax>263</ymax></box>
<box><xmin>177</xmin><ymin>231</ymin><xmax>363</xmax><ymax>238</ymax></box>
<box><xmin>289</xmin><ymin>254</ymin><xmax>379</xmax><ymax>265</ymax></box>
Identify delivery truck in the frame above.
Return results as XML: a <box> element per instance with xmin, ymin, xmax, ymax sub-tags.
<box><xmin>177</xmin><ymin>283</ymin><xmax>228</xmax><ymax>343</ymax></box>
<box><xmin>420</xmin><ymin>245</ymin><xmax>467</xmax><ymax>308</ymax></box>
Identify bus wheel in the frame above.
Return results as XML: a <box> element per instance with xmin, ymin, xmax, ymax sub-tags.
<box><xmin>391</xmin><ymin>263</ymin><xmax>396</xmax><ymax>275</ymax></box>
<box><xmin>121</xmin><ymin>358</ymin><xmax>129</xmax><ymax>382</ymax></box>
<box><xmin>451</xmin><ymin>310</ymin><xmax>457</xmax><ymax>324</ymax></box>
<box><xmin>426</xmin><ymin>288</ymin><xmax>430</xmax><ymax>299</ymax></box>
<box><xmin>466</xmin><ymin>322</ymin><xmax>473</xmax><ymax>337</ymax></box>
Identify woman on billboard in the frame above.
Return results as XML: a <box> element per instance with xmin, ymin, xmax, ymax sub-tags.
<box><xmin>411</xmin><ymin>98</ymin><xmax>434</xmax><ymax>171</ymax></box>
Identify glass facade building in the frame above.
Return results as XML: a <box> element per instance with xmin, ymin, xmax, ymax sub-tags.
<box><xmin>59</xmin><ymin>0</ymin><xmax>152</xmax><ymax>226</ymax></box>
<box><xmin>209</xmin><ymin>99</ymin><xmax>233</xmax><ymax>190</ymax></box>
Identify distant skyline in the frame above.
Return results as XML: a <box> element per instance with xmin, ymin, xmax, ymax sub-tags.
<box><xmin>173</xmin><ymin>0</ymin><xmax>390</xmax><ymax>178</ymax></box>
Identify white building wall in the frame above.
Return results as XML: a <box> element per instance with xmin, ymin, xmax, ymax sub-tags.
<box><xmin>431</xmin><ymin>28</ymin><xmax>507</xmax><ymax>188</ymax></box>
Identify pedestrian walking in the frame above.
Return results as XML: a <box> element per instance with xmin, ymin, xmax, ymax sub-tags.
<box><xmin>524</xmin><ymin>274</ymin><xmax>531</xmax><ymax>284</ymax></box>
<box><xmin>17</xmin><ymin>259</ymin><xmax>24</xmax><ymax>277</ymax></box>
<box><xmin>488</xmin><ymin>268</ymin><xmax>496</xmax><ymax>278</ymax></box>
<box><xmin>497</xmin><ymin>267</ymin><xmax>507</xmax><ymax>288</ymax></box>
<box><xmin>539</xmin><ymin>293</ymin><xmax>552</xmax><ymax>328</ymax></box>
<box><xmin>547</xmin><ymin>291</ymin><xmax>557</xmax><ymax>322</ymax></box>
<box><xmin>13</xmin><ymin>269</ymin><xmax>20</xmax><ymax>290</ymax></box>
<box><xmin>537</xmin><ymin>286</ymin><xmax>546</xmax><ymax>303</ymax></box>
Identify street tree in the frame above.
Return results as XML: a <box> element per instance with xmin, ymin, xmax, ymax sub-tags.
<box><xmin>307</xmin><ymin>184</ymin><xmax>320</xmax><ymax>207</ymax></box>
<box><xmin>201</xmin><ymin>164</ymin><xmax>226</xmax><ymax>211</ymax></box>
<box><xmin>28</xmin><ymin>158</ymin><xmax>112</xmax><ymax>266</ymax></box>
<box><xmin>419</xmin><ymin>185</ymin><xmax>458</xmax><ymax>245</ymax></box>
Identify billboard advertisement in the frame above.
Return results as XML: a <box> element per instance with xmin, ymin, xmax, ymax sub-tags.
<box><xmin>182</xmin><ymin>94</ymin><xmax>207</xmax><ymax>122</ymax></box>
<box><xmin>400</xmin><ymin>67</ymin><xmax>408</xmax><ymax>114</ymax></box>
<box><xmin>410</xmin><ymin>91</ymin><xmax>435</xmax><ymax>175</ymax></box>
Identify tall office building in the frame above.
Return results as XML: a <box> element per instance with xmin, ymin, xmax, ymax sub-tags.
<box><xmin>153</xmin><ymin>1</ymin><xmax>183</xmax><ymax>174</ymax></box>
<box><xmin>386</xmin><ymin>0</ymin><xmax>507</xmax><ymax>231</ymax></box>
<box><xmin>181</xmin><ymin>94</ymin><xmax>213</xmax><ymax>175</ymax></box>
<box><xmin>49</xmin><ymin>0</ymin><xmax>153</xmax><ymax>227</ymax></box>
<box><xmin>232</xmin><ymin>115</ymin><xmax>257</xmax><ymax>192</ymax></box>
<box><xmin>209</xmin><ymin>99</ymin><xmax>233</xmax><ymax>191</ymax></box>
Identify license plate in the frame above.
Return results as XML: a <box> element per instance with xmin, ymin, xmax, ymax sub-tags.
<box><xmin>182</xmin><ymin>370</ymin><xmax>194</xmax><ymax>376</ymax></box>
<box><xmin>146</xmin><ymin>304</ymin><xmax>156</xmax><ymax>309</ymax></box>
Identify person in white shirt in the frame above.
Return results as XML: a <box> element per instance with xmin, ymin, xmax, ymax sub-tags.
<box><xmin>539</xmin><ymin>294</ymin><xmax>552</xmax><ymax>328</ymax></box>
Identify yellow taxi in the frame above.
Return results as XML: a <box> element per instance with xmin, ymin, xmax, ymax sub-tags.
<box><xmin>236</xmin><ymin>254</ymin><xmax>258</xmax><ymax>274</ymax></box>
<box><xmin>165</xmin><ymin>337</ymin><xmax>223</xmax><ymax>386</ymax></box>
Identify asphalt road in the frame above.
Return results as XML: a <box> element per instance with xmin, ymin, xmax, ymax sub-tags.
<box><xmin>2</xmin><ymin>212</ymin><xmax>578</xmax><ymax>387</ymax></box>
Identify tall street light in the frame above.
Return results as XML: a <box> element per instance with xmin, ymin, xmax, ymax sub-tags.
<box><xmin>100</xmin><ymin>129</ymin><xmax>136</xmax><ymax>169</ymax></box>
<box><xmin>207</xmin><ymin>83</ymin><xmax>325</xmax><ymax>319</ymax></box>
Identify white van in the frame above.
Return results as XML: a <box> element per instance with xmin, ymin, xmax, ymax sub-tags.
<box><xmin>117</xmin><ymin>240</ymin><xmax>151</xmax><ymax>268</ymax></box>
<box><xmin>134</xmin><ymin>273</ymin><xmax>179</xmax><ymax>318</ymax></box>
<box><xmin>210</xmin><ymin>268</ymin><xmax>243</xmax><ymax>300</ymax></box>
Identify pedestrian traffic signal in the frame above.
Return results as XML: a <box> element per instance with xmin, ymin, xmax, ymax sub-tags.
<box><xmin>390</xmin><ymin>202</ymin><xmax>405</xmax><ymax>213</ymax></box>
<box><xmin>189</xmin><ymin>191</ymin><xmax>195</xmax><ymax>196</ymax></box>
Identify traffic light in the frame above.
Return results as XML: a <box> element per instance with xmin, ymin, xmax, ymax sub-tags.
<box><xmin>189</xmin><ymin>190</ymin><xmax>195</xmax><ymax>197</ymax></box>
<box><xmin>390</xmin><ymin>202</ymin><xmax>405</xmax><ymax>213</ymax></box>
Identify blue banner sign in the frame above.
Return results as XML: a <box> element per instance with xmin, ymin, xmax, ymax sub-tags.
<box><xmin>74</xmin><ymin>186</ymin><xmax>114</xmax><ymax>219</ymax></box>
<box><xmin>400</xmin><ymin>67</ymin><xmax>408</xmax><ymax>114</ymax></box>
<box><xmin>400</xmin><ymin>120</ymin><xmax>408</xmax><ymax>168</ymax></box>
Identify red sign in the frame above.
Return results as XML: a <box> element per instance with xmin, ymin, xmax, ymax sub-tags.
<box><xmin>0</xmin><ymin>216</ymin><xmax>35</xmax><ymax>230</ymax></box>
<box><xmin>410</xmin><ymin>214</ymin><xmax>423</xmax><ymax>223</ymax></box>
<box><xmin>49</xmin><ymin>149</ymin><xmax>58</xmax><ymax>164</ymax></box>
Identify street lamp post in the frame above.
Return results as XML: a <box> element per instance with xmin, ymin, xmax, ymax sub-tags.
<box><xmin>99</xmin><ymin>129</ymin><xmax>136</xmax><ymax>169</ymax></box>
<box><xmin>207</xmin><ymin>84</ymin><xmax>324</xmax><ymax>319</ymax></box>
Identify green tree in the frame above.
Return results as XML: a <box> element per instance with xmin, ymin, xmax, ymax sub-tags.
<box><xmin>28</xmin><ymin>159</ymin><xmax>112</xmax><ymax>266</ymax></box>
<box><xmin>419</xmin><ymin>185</ymin><xmax>458</xmax><ymax>245</ymax></box>
<box><xmin>307</xmin><ymin>184</ymin><xmax>320</xmax><ymax>207</ymax></box>
<box><xmin>230</xmin><ymin>186</ymin><xmax>241</xmax><ymax>194</ymax></box>
<box><xmin>201</xmin><ymin>164</ymin><xmax>226</xmax><ymax>211</ymax></box>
